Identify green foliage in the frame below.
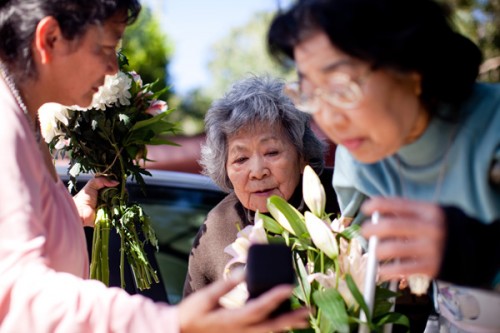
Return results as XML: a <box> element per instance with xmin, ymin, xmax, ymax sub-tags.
<box><xmin>443</xmin><ymin>0</ymin><xmax>500</xmax><ymax>81</ymax></box>
<box><xmin>122</xmin><ymin>6</ymin><xmax>174</xmax><ymax>100</ymax></box>
<box><xmin>206</xmin><ymin>11</ymin><xmax>296</xmax><ymax>98</ymax></box>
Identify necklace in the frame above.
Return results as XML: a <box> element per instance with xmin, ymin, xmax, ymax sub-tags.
<box><xmin>0</xmin><ymin>61</ymin><xmax>41</xmax><ymax>143</ymax></box>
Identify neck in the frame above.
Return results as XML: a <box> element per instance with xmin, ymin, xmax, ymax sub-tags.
<box><xmin>404</xmin><ymin>105</ymin><xmax>430</xmax><ymax>145</ymax></box>
<box><xmin>18</xmin><ymin>79</ymin><xmax>44</xmax><ymax>124</ymax></box>
<box><xmin>0</xmin><ymin>61</ymin><xmax>42</xmax><ymax>142</ymax></box>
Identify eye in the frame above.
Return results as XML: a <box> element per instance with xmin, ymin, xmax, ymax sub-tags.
<box><xmin>233</xmin><ymin>156</ymin><xmax>248</xmax><ymax>164</ymax></box>
<box><xmin>102</xmin><ymin>46</ymin><xmax>117</xmax><ymax>55</ymax></box>
<box><xmin>266</xmin><ymin>150</ymin><xmax>279</xmax><ymax>157</ymax></box>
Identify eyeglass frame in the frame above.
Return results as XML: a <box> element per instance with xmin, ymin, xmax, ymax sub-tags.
<box><xmin>285</xmin><ymin>61</ymin><xmax>373</xmax><ymax>114</ymax></box>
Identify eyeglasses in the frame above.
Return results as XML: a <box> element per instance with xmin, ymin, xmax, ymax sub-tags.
<box><xmin>285</xmin><ymin>70</ymin><xmax>371</xmax><ymax>114</ymax></box>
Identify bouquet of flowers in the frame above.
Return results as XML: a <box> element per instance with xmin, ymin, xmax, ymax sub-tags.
<box><xmin>222</xmin><ymin>166</ymin><xmax>410</xmax><ymax>332</ymax></box>
<box><xmin>39</xmin><ymin>53</ymin><xmax>178</xmax><ymax>290</ymax></box>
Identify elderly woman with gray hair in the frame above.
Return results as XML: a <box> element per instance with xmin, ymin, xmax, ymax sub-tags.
<box><xmin>183</xmin><ymin>75</ymin><xmax>339</xmax><ymax>296</ymax></box>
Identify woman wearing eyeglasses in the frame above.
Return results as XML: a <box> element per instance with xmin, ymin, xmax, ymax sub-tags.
<box><xmin>267</xmin><ymin>0</ymin><xmax>500</xmax><ymax>332</ymax></box>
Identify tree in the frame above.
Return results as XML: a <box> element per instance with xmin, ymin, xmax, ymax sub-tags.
<box><xmin>205</xmin><ymin>11</ymin><xmax>296</xmax><ymax>98</ymax></box>
<box><xmin>122</xmin><ymin>6</ymin><xmax>174</xmax><ymax>100</ymax></box>
<box><xmin>443</xmin><ymin>0</ymin><xmax>500</xmax><ymax>81</ymax></box>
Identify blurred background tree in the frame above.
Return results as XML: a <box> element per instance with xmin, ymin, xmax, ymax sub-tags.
<box><xmin>122</xmin><ymin>6</ymin><xmax>174</xmax><ymax>101</ymax></box>
<box><xmin>122</xmin><ymin>1</ymin><xmax>499</xmax><ymax>137</ymax></box>
<box><xmin>442</xmin><ymin>0</ymin><xmax>500</xmax><ymax>81</ymax></box>
<box><xmin>205</xmin><ymin>11</ymin><xmax>295</xmax><ymax>98</ymax></box>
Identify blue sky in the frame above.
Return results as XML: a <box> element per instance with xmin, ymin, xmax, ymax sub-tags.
<box><xmin>142</xmin><ymin>0</ymin><xmax>288</xmax><ymax>94</ymax></box>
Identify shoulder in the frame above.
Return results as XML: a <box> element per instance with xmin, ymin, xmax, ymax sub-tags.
<box><xmin>460</xmin><ymin>83</ymin><xmax>500</xmax><ymax>131</ymax></box>
<box><xmin>205</xmin><ymin>192</ymin><xmax>241</xmax><ymax>224</ymax></box>
<box><xmin>200</xmin><ymin>192</ymin><xmax>244</xmax><ymax>243</ymax></box>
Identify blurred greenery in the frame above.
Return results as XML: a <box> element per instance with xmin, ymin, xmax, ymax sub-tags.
<box><xmin>122</xmin><ymin>6</ymin><xmax>174</xmax><ymax>101</ymax></box>
<box><xmin>443</xmin><ymin>0</ymin><xmax>500</xmax><ymax>81</ymax></box>
<box><xmin>123</xmin><ymin>2</ymin><xmax>499</xmax><ymax>136</ymax></box>
<box><xmin>206</xmin><ymin>11</ymin><xmax>296</xmax><ymax>98</ymax></box>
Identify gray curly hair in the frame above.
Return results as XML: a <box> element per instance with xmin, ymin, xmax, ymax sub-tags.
<box><xmin>200</xmin><ymin>75</ymin><xmax>326</xmax><ymax>192</ymax></box>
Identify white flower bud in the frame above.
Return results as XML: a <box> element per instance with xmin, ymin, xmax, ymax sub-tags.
<box><xmin>305</xmin><ymin>211</ymin><xmax>338</xmax><ymax>259</ymax></box>
<box><xmin>303</xmin><ymin>165</ymin><xmax>326</xmax><ymax>217</ymax></box>
<box><xmin>408</xmin><ymin>274</ymin><xmax>431</xmax><ymax>296</ymax></box>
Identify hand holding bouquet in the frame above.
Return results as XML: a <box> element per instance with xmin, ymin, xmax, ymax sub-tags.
<box><xmin>39</xmin><ymin>53</ymin><xmax>178</xmax><ymax>290</ymax></box>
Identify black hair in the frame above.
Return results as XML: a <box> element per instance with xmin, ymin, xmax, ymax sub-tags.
<box><xmin>0</xmin><ymin>0</ymin><xmax>141</xmax><ymax>80</ymax></box>
<box><xmin>268</xmin><ymin>0</ymin><xmax>483</xmax><ymax>115</ymax></box>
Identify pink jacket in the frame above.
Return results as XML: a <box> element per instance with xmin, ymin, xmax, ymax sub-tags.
<box><xmin>0</xmin><ymin>78</ymin><xmax>179</xmax><ymax>333</ymax></box>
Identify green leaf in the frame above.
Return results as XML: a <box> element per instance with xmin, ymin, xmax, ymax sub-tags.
<box><xmin>373</xmin><ymin>312</ymin><xmax>410</xmax><ymax>331</ymax></box>
<box><xmin>345</xmin><ymin>274</ymin><xmax>371</xmax><ymax>323</ymax></box>
<box><xmin>130</xmin><ymin>111</ymin><xmax>170</xmax><ymax>131</ymax></box>
<box><xmin>267</xmin><ymin>195</ymin><xmax>308</xmax><ymax>238</ymax></box>
<box><xmin>339</xmin><ymin>225</ymin><xmax>361</xmax><ymax>241</ymax></box>
<box><xmin>294</xmin><ymin>254</ymin><xmax>311</xmax><ymax>305</ymax></box>
<box><xmin>258</xmin><ymin>212</ymin><xmax>284</xmax><ymax>234</ymax></box>
<box><xmin>313</xmin><ymin>288</ymin><xmax>350</xmax><ymax>333</ymax></box>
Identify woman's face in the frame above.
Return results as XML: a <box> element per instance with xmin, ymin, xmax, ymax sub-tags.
<box><xmin>226</xmin><ymin>123</ymin><xmax>305</xmax><ymax>213</ymax></box>
<box><xmin>293</xmin><ymin>31</ymin><xmax>429</xmax><ymax>163</ymax></box>
<box><xmin>41</xmin><ymin>12</ymin><xmax>127</xmax><ymax>107</ymax></box>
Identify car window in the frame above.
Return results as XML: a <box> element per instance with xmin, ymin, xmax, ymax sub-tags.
<box><xmin>61</xmin><ymin>170</ymin><xmax>225</xmax><ymax>305</ymax></box>
<box><xmin>127</xmin><ymin>183</ymin><xmax>225</xmax><ymax>304</ymax></box>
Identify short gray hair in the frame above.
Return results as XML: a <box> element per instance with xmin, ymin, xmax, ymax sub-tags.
<box><xmin>200</xmin><ymin>75</ymin><xmax>326</xmax><ymax>192</ymax></box>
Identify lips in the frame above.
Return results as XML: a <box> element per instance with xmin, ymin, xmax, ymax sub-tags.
<box><xmin>252</xmin><ymin>188</ymin><xmax>276</xmax><ymax>196</ymax></box>
<box><xmin>340</xmin><ymin>138</ymin><xmax>364</xmax><ymax>151</ymax></box>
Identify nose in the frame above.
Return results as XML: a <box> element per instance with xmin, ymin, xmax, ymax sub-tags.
<box><xmin>317</xmin><ymin>100</ymin><xmax>348</xmax><ymax>127</ymax></box>
<box><xmin>249</xmin><ymin>156</ymin><xmax>270</xmax><ymax>180</ymax></box>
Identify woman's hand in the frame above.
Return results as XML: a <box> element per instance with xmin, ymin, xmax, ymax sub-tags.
<box><xmin>73</xmin><ymin>177</ymin><xmax>119</xmax><ymax>227</ymax></box>
<box><xmin>178</xmin><ymin>273</ymin><xmax>309</xmax><ymax>333</ymax></box>
<box><xmin>361</xmin><ymin>197</ymin><xmax>446</xmax><ymax>281</ymax></box>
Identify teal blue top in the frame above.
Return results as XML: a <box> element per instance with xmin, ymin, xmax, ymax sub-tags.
<box><xmin>334</xmin><ymin>82</ymin><xmax>500</xmax><ymax>223</ymax></box>
<box><xmin>333</xmin><ymin>83</ymin><xmax>500</xmax><ymax>329</ymax></box>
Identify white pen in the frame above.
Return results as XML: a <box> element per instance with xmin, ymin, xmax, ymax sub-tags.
<box><xmin>359</xmin><ymin>211</ymin><xmax>380</xmax><ymax>333</ymax></box>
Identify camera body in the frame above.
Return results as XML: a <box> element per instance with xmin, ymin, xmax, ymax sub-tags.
<box><xmin>246</xmin><ymin>243</ymin><xmax>295</xmax><ymax>317</ymax></box>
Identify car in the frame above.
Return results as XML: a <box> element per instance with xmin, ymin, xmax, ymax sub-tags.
<box><xmin>57</xmin><ymin>166</ymin><xmax>226</xmax><ymax>304</ymax></box>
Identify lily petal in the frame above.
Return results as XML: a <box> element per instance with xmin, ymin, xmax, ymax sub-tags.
<box><xmin>303</xmin><ymin>165</ymin><xmax>326</xmax><ymax>217</ymax></box>
<box><xmin>305</xmin><ymin>212</ymin><xmax>339</xmax><ymax>259</ymax></box>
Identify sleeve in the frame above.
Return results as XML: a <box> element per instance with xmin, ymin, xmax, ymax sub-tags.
<box><xmin>438</xmin><ymin>206</ymin><xmax>500</xmax><ymax>290</ymax></box>
<box><xmin>0</xmin><ymin>106</ymin><xmax>180</xmax><ymax>333</ymax></box>
<box><xmin>183</xmin><ymin>222</ymin><xmax>210</xmax><ymax>297</ymax></box>
<box><xmin>332</xmin><ymin>146</ymin><xmax>368</xmax><ymax>224</ymax></box>
<box><xmin>183</xmin><ymin>195</ymin><xmax>239</xmax><ymax>297</ymax></box>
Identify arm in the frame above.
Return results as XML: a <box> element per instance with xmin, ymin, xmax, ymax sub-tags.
<box><xmin>438</xmin><ymin>206</ymin><xmax>500</xmax><ymax>289</ymax></box>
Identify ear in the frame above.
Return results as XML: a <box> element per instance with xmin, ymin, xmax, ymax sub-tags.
<box><xmin>299</xmin><ymin>158</ymin><xmax>308</xmax><ymax>174</ymax></box>
<box><xmin>34</xmin><ymin>16</ymin><xmax>63</xmax><ymax>64</ymax></box>
<box><xmin>409</xmin><ymin>71</ymin><xmax>423</xmax><ymax>96</ymax></box>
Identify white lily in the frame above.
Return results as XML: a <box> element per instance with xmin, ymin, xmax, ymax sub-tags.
<box><xmin>223</xmin><ymin>214</ymin><xmax>268</xmax><ymax>279</ymax></box>
<box><xmin>338</xmin><ymin>237</ymin><xmax>368</xmax><ymax>295</ymax></box>
<box><xmin>302</xmin><ymin>165</ymin><xmax>326</xmax><ymax>217</ymax></box>
<box><xmin>408</xmin><ymin>274</ymin><xmax>431</xmax><ymax>296</ymax></box>
<box><xmin>219</xmin><ymin>282</ymin><xmax>249</xmax><ymax>309</ymax></box>
<box><xmin>308</xmin><ymin>269</ymin><xmax>357</xmax><ymax>308</ymax></box>
<box><xmin>305</xmin><ymin>211</ymin><xmax>338</xmax><ymax>259</ymax></box>
<box><xmin>38</xmin><ymin>102</ymin><xmax>69</xmax><ymax>143</ymax></box>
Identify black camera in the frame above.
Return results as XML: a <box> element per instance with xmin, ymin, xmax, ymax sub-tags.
<box><xmin>246</xmin><ymin>243</ymin><xmax>295</xmax><ymax>318</ymax></box>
